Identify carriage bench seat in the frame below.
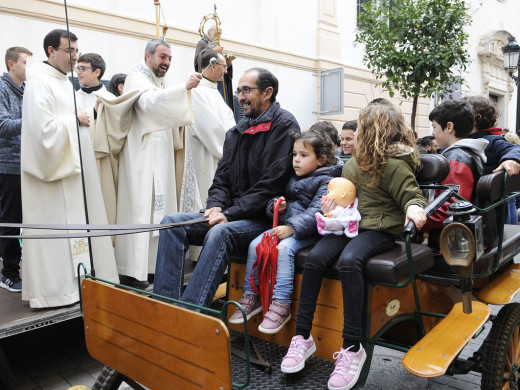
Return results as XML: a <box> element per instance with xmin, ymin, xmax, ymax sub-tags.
<box><xmin>229</xmin><ymin>241</ymin><xmax>433</xmax><ymax>286</ymax></box>
<box><xmin>291</xmin><ymin>241</ymin><xmax>434</xmax><ymax>285</ymax></box>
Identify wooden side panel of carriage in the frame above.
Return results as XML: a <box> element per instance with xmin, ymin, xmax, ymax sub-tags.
<box><xmin>227</xmin><ymin>263</ymin><xmax>461</xmax><ymax>361</ymax></box>
<box><xmin>227</xmin><ymin>263</ymin><xmax>343</xmax><ymax>360</ymax></box>
<box><xmin>81</xmin><ymin>279</ymin><xmax>232</xmax><ymax>390</ymax></box>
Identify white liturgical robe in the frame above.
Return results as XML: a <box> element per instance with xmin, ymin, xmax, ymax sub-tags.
<box><xmin>179</xmin><ymin>77</ymin><xmax>235</xmax><ymax>213</ymax></box>
<box><xmin>114</xmin><ymin>62</ymin><xmax>194</xmax><ymax>281</ymax></box>
<box><xmin>21</xmin><ymin>62</ymin><xmax>119</xmax><ymax>308</ymax></box>
<box><xmin>77</xmin><ymin>85</ymin><xmax>119</xmax><ymax>225</ymax></box>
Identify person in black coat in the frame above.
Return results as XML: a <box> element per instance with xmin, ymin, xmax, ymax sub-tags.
<box><xmin>462</xmin><ymin>96</ymin><xmax>520</xmax><ymax>175</ymax></box>
<box><xmin>462</xmin><ymin>96</ymin><xmax>520</xmax><ymax>225</ymax></box>
<box><xmin>153</xmin><ymin>68</ymin><xmax>300</xmax><ymax>309</ymax></box>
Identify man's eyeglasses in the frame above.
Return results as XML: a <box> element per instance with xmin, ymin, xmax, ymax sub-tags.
<box><xmin>235</xmin><ymin>86</ymin><xmax>260</xmax><ymax>97</ymax></box>
<box><xmin>75</xmin><ymin>66</ymin><xmax>96</xmax><ymax>73</ymax></box>
<box><xmin>56</xmin><ymin>47</ymin><xmax>81</xmax><ymax>56</ymax></box>
<box><xmin>215</xmin><ymin>63</ymin><xmax>228</xmax><ymax>70</ymax></box>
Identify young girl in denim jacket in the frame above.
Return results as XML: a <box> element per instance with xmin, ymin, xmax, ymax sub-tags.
<box><xmin>229</xmin><ymin>129</ymin><xmax>343</xmax><ymax>334</ymax></box>
<box><xmin>281</xmin><ymin>101</ymin><xmax>427</xmax><ymax>390</ymax></box>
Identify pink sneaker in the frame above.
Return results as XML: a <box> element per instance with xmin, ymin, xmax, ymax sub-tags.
<box><xmin>280</xmin><ymin>335</ymin><xmax>316</xmax><ymax>373</ymax></box>
<box><xmin>328</xmin><ymin>345</ymin><xmax>367</xmax><ymax>390</ymax></box>
<box><xmin>229</xmin><ymin>294</ymin><xmax>262</xmax><ymax>324</ymax></box>
<box><xmin>258</xmin><ymin>301</ymin><xmax>291</xmax><ymax>334</ymax></box>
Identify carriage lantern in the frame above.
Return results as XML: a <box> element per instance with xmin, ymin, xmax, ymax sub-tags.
<box><xmin>440</xmin><ymin>201</ymin><xmax>484</xmax><ymax>314</ymax></box>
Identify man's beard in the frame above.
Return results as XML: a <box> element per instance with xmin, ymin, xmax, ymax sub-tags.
<box><xmin>151</xmin><ymin>64</ymin><xmax>167</xmax><ymax>78</ymax></box>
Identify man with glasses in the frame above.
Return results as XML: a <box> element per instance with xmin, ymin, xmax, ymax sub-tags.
<box><xmin>154</xmin><ymin>67</ymin><xmax>299</xmax><ymax>309</ymax></box>
<box><xmin>113</xmin><ymin>38</ymin><xmax>201</xmax><ymax>289</ymax></box>
<box><xmin>179</xmin><ymin>50</ymin><xmax>235</xmax><ymax>215</ymax></box>
<box><xmin>20</xmin><ymin>29</ymin><xmax>119</xmax><ymax>308</ymax></box>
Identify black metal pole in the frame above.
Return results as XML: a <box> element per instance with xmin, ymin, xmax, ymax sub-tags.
<box><xmin>63</xmin><ymin>0</ymin><xmax>95</xmax><ymax>276</ymax></box>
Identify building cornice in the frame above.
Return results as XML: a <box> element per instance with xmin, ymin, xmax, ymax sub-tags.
<box><xmin>0</xmin><ymin>0</ymin><xmax>378</xmax><ymax>81</ymax></box>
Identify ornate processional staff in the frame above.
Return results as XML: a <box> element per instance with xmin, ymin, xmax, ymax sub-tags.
<box><xmin>198</xmin><ymin>4</ymin><xmax>229</xmax><ymax>104</ymax></box>
<box><xmin>198</xmin><ymin>4</ymin><xmax>222</xmax><ymax>47</ymax></box>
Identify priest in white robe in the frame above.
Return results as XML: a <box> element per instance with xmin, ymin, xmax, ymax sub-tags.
<box><xmin>89</xmin><ymin>88</ymin><xmax>144</xmax><ymax>226</ymax></box>
<box><xmin>21</xmin><ymin>29</ymin><xmax>119</xmax><ymax>308</ymax></box>
<box><xmin>180</xmin><ymin>51</ymin><xmax>236</xmax><ymax>214</ymax></box>
<box><xmin>114</xmin><ymin>39</ymin><xmax>201</xmax><ymax>286</ymax></box>
<box><xmin>73</xmin><ymin>52</ymin><xmax>145</xmax><ymax>228</ymax></box>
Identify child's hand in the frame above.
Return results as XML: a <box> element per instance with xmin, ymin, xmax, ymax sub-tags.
<box><xmin>405</xmin><ymin>204</ymin><xmax>427</xmax><ymax>230</ymax></box>
<box><xmin>272</xmin><ymin>225</ymin><xmax>294</xmax><ymax>239</ymax></box>
<box><xmin>321</xmin><ymin>197</ymin><xmax>336</xmax><ymax>214</ymax></box>
<box><xmin>277</xmin><ymin>197</ymin><xmax>287</xmax><ymax>214</ymax></box>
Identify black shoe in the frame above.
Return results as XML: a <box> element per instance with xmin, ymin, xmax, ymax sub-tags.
<box><xmin>120</xmin><ymin>275</ymin><xmax>149</xmax><ymax>289</ymax></box>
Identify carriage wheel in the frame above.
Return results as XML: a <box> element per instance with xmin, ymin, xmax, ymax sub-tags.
<box><xmin>91</xmin><ymin>364</ymin><xmax>125</xmax><ymax>390</ymax></box>
<box><xmin>482</xmin><ymin>303</ymin><xmax>520</xmax><ymax>390</ymax></box>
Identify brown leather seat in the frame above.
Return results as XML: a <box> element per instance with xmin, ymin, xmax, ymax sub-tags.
<box><xmin>232</xmin><ymin>240</ymin><xmax>434</xmax><ymax>286</ymax></box>
<box><xmin>417</xmin><ymin>154</ymin><xmax>450</xmax><ymax>184</ymax></box>
<box><xmin>293</xmin><ymin>242</ymin><xmax>434</xmax><ymax>285</ymax></box>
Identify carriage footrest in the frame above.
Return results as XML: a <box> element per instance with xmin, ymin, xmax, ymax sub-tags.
<box><xmin>401</xmin><ymin>301</ymin><xmax>490</xmax><ymax>378</ymax></box>
<box><xmin>477</xmin><ymin>263</ymin><xmax>520</xmax><ymax>304</ymax></box>
<box><xmin>213</xmin><ymin>282</ymin><xmax>227</xmax><ymax>302</ymax></box>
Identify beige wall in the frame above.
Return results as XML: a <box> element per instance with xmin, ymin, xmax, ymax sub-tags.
<box><xmin>0</xmin><ymin>0</ymin><xmax>431</xmax><ymax>135</ymax></box>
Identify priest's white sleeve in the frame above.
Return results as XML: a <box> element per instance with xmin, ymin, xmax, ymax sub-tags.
<box><xmin>21</xmin><ymin>77</ymin><xmax>82</xmax><ymax>182</ymax></box>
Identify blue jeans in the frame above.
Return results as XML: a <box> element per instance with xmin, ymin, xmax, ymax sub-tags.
<box><xmin>153</xmin><ymin>212</ymin><xmax>270</xmax><ymax>308</ymax></box>
<box><xmin>506</xmin><ymin>198</ymin><xmax>518</xmax><ymax>225</ymax></box>
<box><xmin>243</xmin><ymin>229</ymin><xmax>320</xmax><ymax>304</ymax></box>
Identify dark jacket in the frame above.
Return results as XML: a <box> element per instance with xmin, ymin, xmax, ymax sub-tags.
<box><xmin>467</xmin><ymin>130</ymin><xmax>520</xmax><ymax>175</ymax></box>
<box><xmin>0</xmin><ymin>73</ymin><xmax>24</xmax><ymax>174</ymax></box>
<box><xmin>206</xmin><ymin>102</ymin><xmax>300</xmax><ymax>221</ymax></box>
<box><xmin>343</xmin><ymin>145</ymin><xmax>427</xmax><ymax>238</ymax></box>
<box><xmin>266</xmin><ymin>158</ymin><xmax>344</xmax><ymax>240</ymax></box>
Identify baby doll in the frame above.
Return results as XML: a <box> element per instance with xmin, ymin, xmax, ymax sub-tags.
<box><xmin>315</xmin><ymin>177</ymin><xmax>361</xmax><ymax>237</ymax></box>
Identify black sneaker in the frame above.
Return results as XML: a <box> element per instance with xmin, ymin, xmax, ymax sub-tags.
<box><xmin>119</xmin><ymin>275</ymin><xmax>149</xmax><ymax>289</ymax></box>
<box><xmin>1</xmin><ymin>274</ymin><xmax>22</xmax><ymax>292</ymax></box>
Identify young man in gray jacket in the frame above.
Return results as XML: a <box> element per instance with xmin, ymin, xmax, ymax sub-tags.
<box><xmin>0</xmin><ymin>46</ymin><xmax>32</xmax><ymax>292</ymax></box>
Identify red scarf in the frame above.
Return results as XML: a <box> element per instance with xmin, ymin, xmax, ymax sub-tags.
<box><xmin>481</xmin><ymin>127</ymin><xmax>503</xmax><ymax>136</ymax></box>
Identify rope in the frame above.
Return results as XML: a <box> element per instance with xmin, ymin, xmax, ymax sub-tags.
<box><xmin>0</xmin><ymin>217</ymin><xmax>208</xmax><ymax>239</ymax></box>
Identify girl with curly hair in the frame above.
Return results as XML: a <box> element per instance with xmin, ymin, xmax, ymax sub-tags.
<box><xmin>281</xmin><ymin>101</ymin><xmax>427</xmax><ymax>390</ymax></box>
